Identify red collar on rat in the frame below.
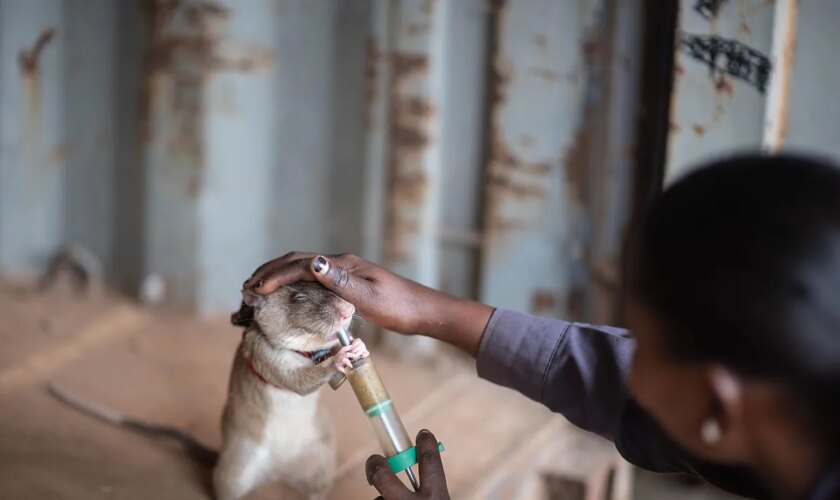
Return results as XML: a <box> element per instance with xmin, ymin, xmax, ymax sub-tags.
<box><xmin>241</xmin><ymin>347</ymin><xmax>336</xmax><ymax>390</ymax></box>
<box><xmin>242</xmin><ymin>351</ymin><xmax>287</xmax><ymax>390</ymax></box>
<box><xmin>294</xmin><ymin>347</ymin><xmax>335</xmax><ymax>365</ymax></box>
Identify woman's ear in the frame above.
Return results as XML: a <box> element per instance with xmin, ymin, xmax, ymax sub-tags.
<box><xmin>703</xmin><ymin>364</ymin><xmax>751</xmax><ymax>462</ymax></box>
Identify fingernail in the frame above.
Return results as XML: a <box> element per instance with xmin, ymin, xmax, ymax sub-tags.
<box><xmin>313</xmin><ymin>256</ymin><xmax>328</xmax><ymax>274</ymax></box>
<box><xmin>419</xmin><ymin>429</ymin><xmax>431</xmax><ymax>437</ymax></box>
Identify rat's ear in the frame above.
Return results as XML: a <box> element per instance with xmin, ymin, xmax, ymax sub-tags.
<box><xmin>242</xmin><ymin>289</ymin><xmax>266</xmax><ymax>308</ymax></box>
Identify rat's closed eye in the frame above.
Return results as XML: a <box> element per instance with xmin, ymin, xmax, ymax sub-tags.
<box><xmin>290</xmin><ymin>292</ymin><xmax>308</xmax><ymax>304</ymax></box>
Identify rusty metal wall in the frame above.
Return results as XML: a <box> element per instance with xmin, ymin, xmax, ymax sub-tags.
<box><xmin>477</xmin><ymin>0</ymin><xmax>640</xmax><ymax>322</ymax></box>
<box><xmin>0</xmin><ymin>1</ymin><xmax>66</xmax><ymax>275</ymax></box>
<box><xmin>786</xmin><ymin>0</ymin><xmax>840</xmax><ymax>159</ymax></box>
<box><xmin>666</xmin><ymin>0</ymin><xmax>840</xmax><ymax>182</ymax></box>
<box><xmin>0</xmin><ymin>0</ymin><xmax>643</xmax><ymax>321</ymax></box>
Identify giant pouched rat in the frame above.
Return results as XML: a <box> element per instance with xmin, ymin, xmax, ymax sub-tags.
<box><xmin>49</xmin><ymin>282</ymin><xmax>368</xmax><ymax>500</ymax></box>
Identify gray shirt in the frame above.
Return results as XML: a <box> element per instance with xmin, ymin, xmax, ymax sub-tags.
<box><xmin>476</xmin><ymin>309</ymin><xmax>782</xmax><ymax>499</ymax></box>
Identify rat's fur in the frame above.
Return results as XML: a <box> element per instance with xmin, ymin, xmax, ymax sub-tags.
<box><xmin>47</xmin><ymin>282</ymin><xmax>356</xmax><ymax>500</ymax></box>
<box><xmin>214</xmin><ymin>282</ymin><xmax>357</xmax><ymax>500</ymax></box>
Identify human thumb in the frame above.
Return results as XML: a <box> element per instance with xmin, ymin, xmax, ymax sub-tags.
<box><xmin>310</xmin><ymin>255</ymin><xmax>355</xmax><ymax>297</ymax></box>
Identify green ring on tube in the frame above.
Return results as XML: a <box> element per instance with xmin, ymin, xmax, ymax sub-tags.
<box><xmin>386</xmin><ymin>443</ymin><xmax>445</xmax><ymax>473</ymax></box>
<box><xmin>364</xmin><ymin>400</ymin><xmax>393</xmax><ymax>417</ymax></box>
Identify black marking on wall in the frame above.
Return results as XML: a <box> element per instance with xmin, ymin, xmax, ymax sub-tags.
<box><xmin>693</xmin><ymin>0</ymin><xmax>728</xmax><ymax>20</ymax></box>
<box><xmin>679</xmin><ymin>33</ymin><xmax>772</xmax><ymax>93</ymax></box>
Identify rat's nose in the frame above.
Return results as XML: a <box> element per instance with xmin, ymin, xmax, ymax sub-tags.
<box><xmin>337</xmin><ymin>302</ymin><xmax>355</xmax><ymax>320</ymax></box>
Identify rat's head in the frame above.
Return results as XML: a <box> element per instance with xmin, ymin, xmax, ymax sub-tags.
<box><xmin>240</xmin><ymin>282</ymin><xmax>355</xmax><ymax>350</ymax></box>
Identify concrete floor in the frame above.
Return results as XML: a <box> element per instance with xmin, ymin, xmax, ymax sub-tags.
<box><xmin>0</xmin><ymin>280</ymin><xmax>746</xmax><ymax>499</ymax></box>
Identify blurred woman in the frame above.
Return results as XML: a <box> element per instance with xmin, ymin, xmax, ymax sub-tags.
<box><xmin>245</xmin><ymin>153</ymin><xmax>840</xmax><ymax>500</ymax></box>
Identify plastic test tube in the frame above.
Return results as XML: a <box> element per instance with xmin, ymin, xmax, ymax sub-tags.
<box><xmin>333</xmin><ymin>328</ymin><xmax>421</xmax><ymax>490</ymax></box>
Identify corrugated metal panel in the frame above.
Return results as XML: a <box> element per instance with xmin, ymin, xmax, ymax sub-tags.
<box><xmin>478</xmin><ymin>0</ymin><xmax>608</xmax><ymax>318</ymax></box>
<box><xmin>0</xmin><ymin>0</ymin><xmax>645</xmax><ymax>324</ymax></box>
<box><xmin>588</xmin><ymin>0</ymin><xmax>642</xmax><ymax>324</ymax></box>
<box><xmin>0</xmin><ymin>1</ymin><xmax>66</xmax><ymax>274</ymax></box>
<box><xmin>666</xmin><ymin>0</ymin><xmax>775</xmax><ymax>182</ymax></box>
<box><xmin>435</xmin><ymin>0</ymin><xmax>488</xmax><ymax>301</ymax></box>
<box><xmin>667</xmin><ymin>0</ymin><xmax>840</xmax><ymax>181</ymax></box>
<box><xmin>65</xmin><ymin>0</ymin><xmax>118</xmax><ymax>271</ymax></box>
<box><xmin>381</xmin><ymin>0</ymin><xmax>442</xmax><ymax>296</ymax></box>
<box><xmin>786</xmin><ymin>0</ymin><xmax>840</xmax><ymax>159</ymax></box>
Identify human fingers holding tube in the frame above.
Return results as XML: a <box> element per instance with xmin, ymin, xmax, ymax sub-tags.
<box><xmin>366</xmin><ymin>430</ymin><xmax>450</xmax><ymax>500</ymax></box>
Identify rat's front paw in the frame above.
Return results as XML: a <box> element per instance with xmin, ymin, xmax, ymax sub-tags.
<box><xmin>334</xmin><ymin>338</ymin><xmax>370</xmax><ymax>373</ymax></box>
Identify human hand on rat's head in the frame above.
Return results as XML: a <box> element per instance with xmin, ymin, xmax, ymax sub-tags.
<box><xmin>244</xmin><ymin>253</ymin><xmax>437</xmax><ymax>336</ymax></box>
<box><xmin>366</xmin><ymin>429</ymin><xmax>450</xmax><ymax>500</ymax></box>
<box><xmin>243</xmin><ymin>252</ymin><xmax>494</xmax><ymax>356</ymax></box>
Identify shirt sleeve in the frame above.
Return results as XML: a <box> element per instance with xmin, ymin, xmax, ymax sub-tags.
<box><xmin>476</xmin><ymin>308</ymin><xmax>634</xmax><ymax>439</ymax></box>
<box><xmin>476</xmin><ymin>308</ymin><xmax>770</xmax><ymax>499</ymax></box>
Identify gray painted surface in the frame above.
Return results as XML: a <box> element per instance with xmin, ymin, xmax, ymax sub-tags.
<box><xmin>666</xmin><ymin>0</ymin><xmax>775</xmax><ymax>183</ymax></box>
<box><xmin>0</xmin><ymin>0</ymin><xmax>66</xmax><ymax>274</ymax></box>
<box><xmin>666</xmin><ymin>0</ymin><xmax>840</xmax><ymax>183</ymax></box>
<box><xmin>0</xmin><ymin>0</ymin><xmax>645</xmax><ymax>322</ymax></box>
<box><xmin>786</xmin><ymin>0</ymin><xmax>840</xmax><ymax>160</ymax></box>
<box><xmin>478</xmin><ymin>0</ymin><xmax>611</xmax><ymax>318</ymax></box>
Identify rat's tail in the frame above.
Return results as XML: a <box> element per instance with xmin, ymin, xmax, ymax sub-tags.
<box><xmin>47</xmin><ymin>384</ymin><xmax>219</xmax><ymax>467</ymax></box>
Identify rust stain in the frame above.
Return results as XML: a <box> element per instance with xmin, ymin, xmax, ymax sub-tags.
<box><xmin>531</xmin><ymin>290</ymin><xmax>557</xmax><ymax>315</ymax></box>
<box><xmin>483</xmin><ymin>0</ymin><xmax>553</xmax><ymax>232</ymax></box>
<box><xmin>527</xmin><ymin>68</ymin><xmax>559</xmax><ymax>82</ymax></box>
<box><xmin>558</xmin><ymin>23</ymin><xmax>609</xmax><ymax>209</ymax></box>
<box><xmin>398</xmin><ymin>96</ymin><xmax>433</xmax><ymax>118</ymax></box>
<box><xmin>52</xmin><ymin>143</ymin><xmax>66</xmax><ymax>163</ymax></box>
<box><xmin>483</xmin><ymin>0</ymin><xmax>556</xmax><ymax>232</ymax></box>
<box><xmin>391</xmin><ymin>53</ymin><xmax>428</xmax><ymax>77</ymax></box>
<box><xmin>534</xmin><ymin>34</ymin><xmax>548</xmax><ymax>51</ymax></box>
<box><xmin>406</xmin><ymin>23</ymin><xmax>428</xmax><ymax>36</ymax></box>
<box><xmin>566</xmin><ymin>286</ymin><xmax>586</xmax><ymax>320</ymax></box>
<box><xmin>364</xmin><ymin>38</ymin><xmax>379</xmax><ymax>130</ymax></box>
<box><xmin>692</xmin><ymin>124</ymin><xmax>706</xmax><ymax>137</ymax></box>
<box><xmin>487</xmin><ymin>173</ymin><xmax>545</xmax><ymax>199</ymax></box>
<box><xmin>138</xmin><ymin>0</ymin><xmax>273</xmax><ymax>199</ymax></box>
<box><xmin>384</xmin><ymin>51</ymin><xmax>434</xmax><ymax>262</ymax></box>
<box><xmin>715</xmin><ymin>74</ymin><xmax>734</xmax><ymax>96</ymax></box>
<box><xmin>740</xmin><ymin>21</ymin><xmax>751</xmax><ymax>36</ymax></box>
<box><xmin>485</xmin><ymin>132</ymin><xmax>552</xmax><ymax>232</ymax></box>
<box><xmin>669</xmin><ymin>122</ymin><xmax>681</xmax><ymax>134</ymax></box>
<box><xmin>183</xmin><ymin>1</ymin><xmax>228</xmax><ymax>28</ymax></box>
<box><xmin>581</xmin><ymin>29</ymin><xmax>605</xmax><ymax>62</ymax></box>
<box><xmin>563</xmin><ymin>123</ymin><xmax>592</xmax><ymax>208</ymax></box>
<box><xmin>491</xmin><ymin>137</ymin><xmax>552</xmax><ymax>176</ymax></box>
<box><xmin>19</xmin><ymin>28</ymin><xmax>56</xmax><ymax>163</ymax></box>
<box><xmin>19</xmin><ymin>28</ymin><xmax>56</xmax><ymax>74</ymax></box>
<box><xmin>738</xmin><ymin>0</ymin><xmax>752</xmax><ymax>37</ymax></box>
<box><xmin>713</xmin><ymin>103</ymin><xmax>726</xmax><ymax>121</ymax></box>
<box><xmin>768</xmin><ymin>0</ymin><xmax>798</xmax><ymax>150</ymax></box>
